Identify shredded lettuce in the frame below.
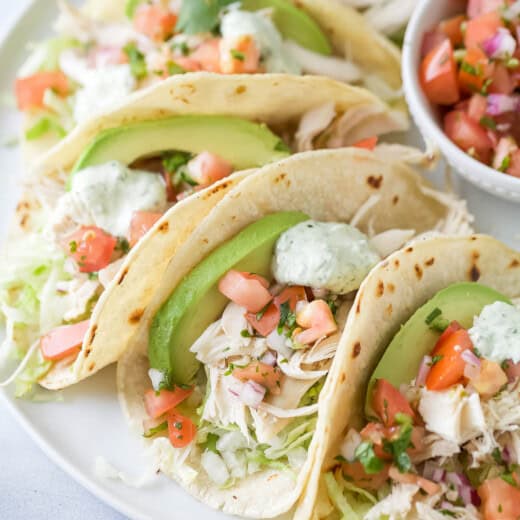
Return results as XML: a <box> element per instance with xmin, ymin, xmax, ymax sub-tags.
<box><xmin>25</xmin><ymin>116</ymin><xmax>66</xmax><ymax>141</ymax></box>
<box><xmin>14</xmin><ymin>348</ymin><xmax>52</xmax><ymax>398</ymax></box>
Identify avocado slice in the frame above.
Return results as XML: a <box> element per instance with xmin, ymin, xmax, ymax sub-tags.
<box><xmin>241</xmin><ymin>0</ymin><xmax>332</xmax><ymax>55</ymax></box>
<box><xmin>364</xmin><ymin>282</ymin><xmax>511</xmax><ymax>416</ymax></box>
<box><xmin>149</xmin><ymin>211</ymin><xmax>309</xmax><ymax>385</ymax></box>
<box><xmin>70</xmin><ymin>115</ymin><xmax>290</xmax><ymax>181</ymax></box>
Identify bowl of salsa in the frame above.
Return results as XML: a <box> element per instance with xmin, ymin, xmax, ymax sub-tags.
<box><xmin>403</xmin><ymin>0</ymin><xmax>520</xmax><ymax>201</ymax></box>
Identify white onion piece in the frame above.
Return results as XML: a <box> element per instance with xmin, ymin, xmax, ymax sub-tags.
<box><xmin>461</xmin><ymin>349</ymin><xmax>482</xmax><ymax>368</ymax></box>
<box><xmin>266</xmin><ymin>329</ymin><xmax>293</xmax><ymax>359</ymax></box>
<box><xmin>148</xmin><ymin>368</ymin><xmax>166</xmax><ymax>391</ymax></box>
<box><xmin>239</xmin><ymin>380</ymin><xmax>266</xmax><ymax>409</ymax></box>
<box><xmin>201</xmin><ymin>451</ymin><xmax>229</xmax><ymax>486</ymax></box>
<box><xmin>415</xmin><ymin>356</ymin><xmax>432</xmax><ymax>387</ymax></box>
<box><xmin>260</xmin><ymin>350</ymin><xmax>277</xmax><ymax>366</ymax></box>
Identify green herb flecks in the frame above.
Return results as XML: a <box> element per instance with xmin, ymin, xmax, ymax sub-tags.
<box><xmin>25</xmin><ymin>117</ymin><xmax>66</xmax><ymax>141</ymax></box>
<box><xmin>230</xmin><ymin>49</ymin><xmax>245</xmax><ymax>61</ymax></box>
<box><xmin>123</xmin><ymin>42</ymin><xmax>148</xmax><ymax>79</ymax></box>
<box><xmin>383</xmin><ymin>413</ymin><xmax>413</xmax><ymax>473</ymax></box>
<box><xmin>355</xmin><ymin>441</ymin><xmax>384</xmax><ymax>475</ymax></box>
<box><xmin>480</xmin><ymin>116</ymin><xmax>497</xmax><ymax>130</ymax></box>
<box><xmin>143</xmin><ymin>421</ymin><xmax>168</xmax><ymax>438</ymax></box>
<box><xmin>162</xmin><ymin>151</ymin><xmax>192</xmax><ymax>173</ymax></box>
<box><xmin>116</xmin><ymin>237</ymin><xmax>130</xmax><ymax>254</ymax></box>
<box><xmin>499</xmin><ymin>155</ymin><xmax>512</xmax><ymax>172</ymax></box>
<box><xmin>277</xmin><ymin>301</ymin><xmax>296</xmax><ymax>335</ymax></box>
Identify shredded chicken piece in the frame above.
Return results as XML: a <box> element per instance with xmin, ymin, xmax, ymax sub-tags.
<box><xmin>370</xmin><ymin>229</ymin><xmax>415</xmax><ymax>258</ymax></box>
<box><xmin>364</xmin><ymin>0</ymin><xmax>417</xmax><ymax>36</ymax></box>
<box><xmin>411</xmin><ymin>433</ymin><xmax>460</xmax><ymax>464</ymax></box>
<box><xmin>55</xmin><ymin>277</ymin><xmax>100</xmax><ymax>322</ymax></box>
<box><xmin>295</xmin><ymin>102</ymin><xmax>337</xmax><ymax>152</ymax></box>
<box><xmin>365</xmin><ymin>484</ymin><xmax>419</xmax><ymax>520</ymax></box>
<box><xmin>98</xmin><ymin>258</ymin><xmax>125</xmax><ymax>289</ymax></box>
<box><xmin>349</xmin><ymin>195</ymin><xmax>381</xmax><ymax>230</ymax></box>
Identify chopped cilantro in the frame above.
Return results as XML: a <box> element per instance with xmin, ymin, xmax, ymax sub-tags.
<box><xmin>425</xmin><ymin>307</ymin><xmax>442</xmax><ymax>325</ymax></box>
<box><xmin>480</xmin><ymin>116</ymin><xmax>497</xmax><ymax>130</ymax></box>
<box><xmin>69</xmin><ymin>240</ymin><xmax>78</xmax><ymax>253</ymax></box>
<box><xmin>176</xmin><ymin>0</ymin><xmax>235</xmax><ymax>34</ymax></box>
<box><xmin>327</xmin><ymin>298</ymin><xmax>337</xmax><ymax>316</ymax></box>
<box><xmin>116</xmin><ymin>237</ymin><xmax>130</xmax><ymax>254</ymax></box>
<box><xmin>162</xmin><ymin>151</ymin><xmax>192</xmax><ymax>173</ymax></box>
<box><xmin>460</xmin><ymin>61</ymin><xmax>478</xmax><ymax>76</ymax></box>
<box><xmin>203</xmin><ymin>433</ymin><xmax>220</xmax><ymax>454</ymax></box>
<box><xmin>171</xmin><ymin>41</ymin><xmax>190</xmax><ymax>56</ymax></box>
<box><xmin>123</xmin><ymin>43</ymin><xmax>147</xmax><ymax>79</ymax></box>
<box><xmin>429</xmin><ymin>315</ymin><xmax>450</xmax><ymax>332</ymax></box>
<box><xmin>167</xmin><ymin>61</ymin><xmax>186</xmax><ymax>76</ymax></box>
<box><xmin>499</xmin><ymin>155</ymin><xmax>511</xmax><ymax>172</ymax></box>
<box><xmin>143</xmin><ymin>421</ymin><xmax>168</xmax><ymax>438</ymax></box>
<box><xmin>481</xmin><ymin>77</ymin><xmax>493</xmax><ymax>95</ymax></box>
<box><xmin>240</xmin><ymin>329</ymin><xmax>252</xmax><ymax>338</ymax></box>
<box><xmin>431</xmin><ymin>354</ymin><xmax>443</xmax><ymax>366</ymax></box>
<box><xmin>230</xmin><ymin>49</ymin><xmax>245</xmax><ymax>61</ymax></box>
<box><xmin>506</xmin><ymin>57</ymin><xmax>519</xmax><ymax>69</ymax></box>
<box><xmin>355</xmin><ymin>441</ymin><xmax>384</xmax><ymax>474</ymax></box>
<box><xmin>501</xmin><ymin>473</ymin><xmax>517</xmax><ymax>487</ymax></box>
<box><xmin>277</xmin><ymin>301</ymin><xmax>296</xmax><ymax>334</ymax></box>
<box><xmin>125</xmin><ymin>0</ymin><xmax>144</xmax><ymax>19</ymax></box>
<box><xmin>274</xmin><ymin>140</ymin><xmax>291</xmax><ymax>152</ymax></box>
<box><xmin>383</xmin><ymin>413</ymin><xmax>413</xmax><ymax>473</ymax></box>
<box><xmin>88</xmin><ymin>272</ymin><xmax>98</xmax><ymax>281</ymax></box>
<box><xmin>492</xmin><ymin>447</ymin><xmax>504</xmax><ymax>465</ymax></box>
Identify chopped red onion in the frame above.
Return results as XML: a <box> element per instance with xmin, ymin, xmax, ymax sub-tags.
<box><xmin>416</xmin><ymin>356</ymin><xmax>432</xmax><ymax>387</ymax></box>
<box><xmin>422</xmin><ymin>461</ymin><xmax>438</xmax><ymax>480</ymax></box>
<box><xmin>482</xmin><ymin>28</ymin><xmax>517</xmax><ymax>59</ymax></box>
<box><xmin>446</xmin><ymin>471</ymin><xmax>470</xmax><ymax>487</ymax></box>
<box><xmin>260</xmin><ymin>350</ymin><xmax>277</xmax><ymax>367</ymax></box>
<box><xmin>503</xmin><ymin>445</ymin><xmax>512</xmax><ymax>465</ymax></box>
<box><xmin>462</xmin><ymin>350</ymin><xmax>481</xmax><ymax>379</ymax></box>
<box><xmin>432</xmin><ymin>467</ymin><xmax>446</xmax><ymax>483</ymax></box>
<box><xmin>486</xmin><ymin>94</ymin><xmax>518</xmax><ymax>116</ymax></box>
<box><xmin>239</xmin><ymin>380</ymin><xmax>266</xmax><ymax>408</ymax></box>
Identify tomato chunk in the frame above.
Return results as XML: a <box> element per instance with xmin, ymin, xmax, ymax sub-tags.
<box><xmin>190</xmin><ymin>39</ymin><xmax>222</xmax><ymax>72</ymax></box>
<box><xmin>342</xmin><ymin>462</ymin><xmax>390</xmax><ymax>491</ymax></box>
<box><xmin>233</xmin><ymin>361</ymin><xmax>282</xmax><ymax>394</ymax></box>
<box><xmin>464</xmin><ymin>11</ymin><xmax>503</xmax><ymax>50</ymax></box>
<box><xmin>468</xmin><ymin>94</ymin><xmax>488</xmax><ymax>122</ymax></box>
<box><xmin>467</xmin><ymin>0</ymin><xmax>505</xmax><ymax>19</ymax></box>
<box><xmin>220</xmin><ymin>35</ymin><xmax>261</xmax><ymax>74</ymax></box>
<box><xmin>444</xmin><ymin>110</ymin><xmax>494</xmax><ymax>163</ymax></box>
<box><xmin>167</xmin><ymin>411</ymin><xmax>197</xmax><ymax>448</ymax></box>
<box><xmin>420</xmin><ymin>39</ymin><xmax>460</xmax><ymax>105</ymax></box>
<box><xmin>274</xmin><ymin>286</ymin><xmax>307</xmax><ymax>311</ymax></box>
<box><xmin>352</xmin><ymin>136</ymin><xmax>378</xmax><ymax>150</ymax></box>
<box><xmin>426</xmin><ymin>328</ymin><xmax>474</xmax><ymax>391</ymax></box>
<box><xmin>295</xmin><ymin>300</ymin><xmax>337</xmax><ymax>345</ymax></box>
<box><xmin>128</xmin><ymin>211</ymin><xmax>163</xmax><ymax>247</ymax></box>
<box><xmin>478</xmin><ymin>477</ymin><xmax>520</xmax><ymax>520</ymax></box>
<box><xmin>218</xmin><ymin>270</ymin><xmax>272</xmax><ymax>313</ymax></box>
<box><xmin>488</xmin><ymin>64</ymin><xmax>516</xmax><ymax>95</ymax></box>
<box><xmin>66</xmin><ymin>226</ymin><xmax>117</xmax><ymax>273</ymax></box>
<box><xmin>15</xmin><ymin>71</ymin><xmax>69</xmax><ymax>110</ymax></box>
<box><xmin>388</xmin><ymin>466</ymin><xmax>440</xmax><ymax>495</ymax></box>
<box><xmin>245</xmin><ymin>303</ymin><xmax>280</xmax><ymax>337</ymax></box>
<box><xmin>133</xmin><ymin>5</ymin><xmax>177</xmax><ymax>41</ymax></box>
<box><xmin>40</xmin><ymin>320</ymin><xmax>90</xmax><ymax>361</ymax></box>
<box><xmin>187</xmin><ymin>152</ymin><xmax>233</xmax><ymax>187</ymax></box>
<box><xmin>372</xmin><ymin>378</ymin><xmax>415</xmax><ymax>426</ymax></box>
<box><xmin>458</xmin><ymin>47</ymin><xmax>492</xmax><ymax>94</ymax></box>
<box><xmin>144</xmin><ymin>387</ymin><xmax>193</xmax><ymax>419</ymax></box>
<box><xmin>471</xmin><ymin>359</ymin><xmax>508</xmax><ymax>398</ymax></box>
<box><xmin>439</xmin><ymin>15</ymin><xmax>466</xmax><ymax>47</ymax></box>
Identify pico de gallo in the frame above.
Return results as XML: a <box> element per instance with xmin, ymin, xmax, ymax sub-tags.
<box><xmin>419</xmin><ymin>0</ymin><xmax>520</xmax><ymax>177</ymax></box>
<box><xmin>326</xmin><ymin>286</ymin><xmax>520</xmax><ymax>520</ymax></box>
<box><xmin>14</xmin><ymin>0</ymin><xmax>389</xmax><ymax>146</ymax></box>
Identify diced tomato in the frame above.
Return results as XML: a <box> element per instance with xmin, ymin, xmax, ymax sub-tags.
<box><xmin>478</xmin><ymin>477</ymin><xmax>520</xmax><ymax>520</ymax></box>
<box><xmin>492</xmin><ymin>136</ymin><xmax>517</xmax><ymax>170</ymax></box>
<box><xmin>372</xmin><ymin>379</ymin><xmax>415</xmax><ymax>426</ymax></box>
<box><xmin>470</xmin><ymin>359</ymin><xmax>508</xmax><ymax>398</ymax></box>
<box><xmin>458</xmin><ymin>47</ymin><xmax>492</xmax><ymax>94</ymax></box>
<box><xmin>468</xmin><ymin>94</ymin><xmax>488</xmax><ymax>122</ymax></box>
<box><xmin>128</xmin><ymin>211</ymin><xmax>163</xmax><ymax>247</ymax></box>
<box><xmin>190</xmin><ymin>39</ymin><xmax>222</xmax><ymax>73</ymax></box>
<box><xmin>488</xmin><ymin>64</ymin><xmax>516</xmax><ymax>95</ymax></box>
<box><xmin>467</xmin><ymin>0</ymin><xmax>506</xmax><ymax>19</ymax></box>
<box><xmin>167</xmin><ymin>411</ymin><xmax>197</xmax><ymax>448</ymax></box>
<box><xmin>274</xmin><ymin>286</ymin><xmax>307</xmax><ymax>311</ymax></box>
<box><xmin>40</xmin><ymin>320</ymin><xmax>90</xmax><ymax>361</ymax></box>
<box><xmin>434</xmin><ymin>321</ymin><xmax>463</xmax><ymax>353</ymax></box>
<box><xmin>218</xmin><ymin>270</ymin><xmax>272</xmax><ymax>313</ymax></box>
<box><xmin>504</xmin><ymin>359</ymin><xmax>520</xmax><ymax>381</ymax></box>
<box><xmin>507</xmin><ymin>149</ymin><xmax>520</xmax><ymax>177</ymax></box>
<box><xmin>220</xmin><ymin>35</ymin><xmax>261</xmax><ymax>74</ymax></box>
<box><xmin>15</xmin><ymin>71</ymin><xmax>69</xmax><ymax>111</ymax></box>
<box><xmin>342</xmin><ymin>462</ymin><xmax>390</xmax><ymax>491</ymax></box>
<box><xmin>421</xmin><ymin>30</ymin><xmax>448</xmax><ymax>59</ymax></box>
<box><xmin>245</xmin><ymin>303</ymin><xmax>280</xmax><ymax>337</ymax></box>
<box><xmin>133</xmin><ymin>5</ymin><xmax>177</xmax><ymax>41</ymax></box>
<box><xmin>352</xmin><ymin>136</ymin><xmax>378</xmax><ymax>150</ymax></box>
<box><xmin>187</xmin><ymin>152</ymin><xmax>233</xmax><ymax>187</ymax></box>
<box><xmin>295</xmin><ymin>300</ymin><xmax>337</xmax><ymax>345</ymax></box>
<box><xmin>444</xmin><ymin>110</ymin><xmax>494</xmax><ymax>163</ymax></box>
<box><xmin>408</xmin><ymin>426</ymin><xmax>426</xmax><ymax>457</ymax></box>
<box><xmin>144</xmin><ymin>387</ymin><xmax>193</xmax><ymax>419</ymax></box>
<box><xmin>420</xmin><ymin>39</ymin><xmax>460</xmax><ymax>105</ymax></box>
<box><xmin>233</xmin><ymin>361</ymin><xmax>282</xmax><ymax>394</ymax></box>
<box><xmin>360</xmin><ymin>422</ymin><xmax>393</xmax><ymax>460</ymax></box>
<box><xmin>173</xmin><ymin>56</ymin><xmax>202</xmax><ymax>72</ymax></box>
<box><xmin>439</xmin><ymin>14</ymin><xmax>467</xmax><ymax>47</ymax></box>
<box><xmin>66</xmin><ymin>226</ymin><xmax>117</xmax><ymax>273</ymax></box>
<box><xmin>426</xmin><ymin>328</ymin><xmax>474</xmax><ymax>391</ymax></box>
<box><xmin>388</xmin><ymin>466</ymin><xmax>440</xmax><ymax>495</ymax></box>
<box><xmin>464</xmin><ymin>11</ymin><xmax>503</xmax><ymax>50</ymax></box>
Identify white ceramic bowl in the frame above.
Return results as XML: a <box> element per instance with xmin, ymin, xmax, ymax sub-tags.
<box><xmin>402</xmin><ymin>0</ymin><xmax>520</xmax><ymax>202</ymax></box>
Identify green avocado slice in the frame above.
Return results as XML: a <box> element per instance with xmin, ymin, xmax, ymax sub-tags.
<box><xmin>364</xmin><ymin>282</ymin><xmax>511</xmax><ymax>417</ymax></box>
<box><xmin>149</xmin><ymin>211</ymin><xmax>309</xmax><ymax>385</ymax></box>
<box><xmin>70</xmin><ymin>115</ymin><xmax>290</xmax><ymax>184</ymax></box>
<box><xmin>241</xmin><ymin>0</ymin><xmax>332</xmax><ymax>55</ymax></box>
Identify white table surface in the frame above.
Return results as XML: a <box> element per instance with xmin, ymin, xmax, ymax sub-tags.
<box><xmin>0</xmin><ymin>2</ymin><xmax>125</xmax><ymax>519</ymax></box>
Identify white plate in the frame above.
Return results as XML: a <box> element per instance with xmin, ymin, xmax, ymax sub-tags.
<box><xmin>1</xmin><ymin>2</ymin><xmax>519</xmax><ymax>520</ymax></box>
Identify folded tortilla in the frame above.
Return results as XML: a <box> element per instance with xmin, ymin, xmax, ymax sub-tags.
<box><xmin>297</xmin><ymin>235</ymin><xmax>520</xmax><ymax>519</ymax></box>
<box><xmin>116</xmin><ymin>148</ymin><xmax>473</xmax><ymax>519</ymax></box>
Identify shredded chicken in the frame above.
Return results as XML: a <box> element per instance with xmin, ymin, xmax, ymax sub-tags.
<box><xmin>349</xmin><ymin>195</ymin><xmax>382</xmax><ymax>231</ymax></box>
<box><xmin>364</xmin><ymin>0</ymin><xmax>417</xmax><ymax>36</ymax></box>
<box><xmin>55</xmin><ymin>277</ymin><xmax>100</xmax><ymax>322</ymax></box>
<box><xmin>364</xmin><ymin>484</ymin><xmax>419</xmax><ymax>520</ymax></box>
<box><xmin>295</xmin><ymin>102</ymin><xmax>337</xmax><ymax>152</ymax></box>
<box><xmin>370</xmin><ymin>229</ymin><xmax>416</xmax><ymax>258</ymax></box>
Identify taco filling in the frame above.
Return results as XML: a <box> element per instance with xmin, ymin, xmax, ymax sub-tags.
<box><xmin>15</xmin><ymin>0</ymin><xmax>400</xmax><ymax>145</ymax></box>
<box><xmin>327</xmin><ymin>282</ymin><xmax>520</xmax><ymax>520</ymax></box>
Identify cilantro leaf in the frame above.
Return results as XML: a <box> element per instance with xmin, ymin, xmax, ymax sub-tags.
<box><xmin>355</xmin><ymin>441</ymin><xmax>384</xmax><ymax>474</ymax></box>
<box><xmin>143</xmin><ymin>421</ymin><xmax>168</xmax><ymax>438</ymax></box>
<box><xmin>203</xmin><ymin>433</ymin><xmax>220</xmax><ymax>454</ymax></box>
<box><xmin>383</xmin><ymin>415</ymin><xmax>413</xmax><ymax>473</ymax></box>
<box><xmin>277</xmin><ymin>301</ymin><xmax>296</xmax><ymax>334</ymax></box>
<box><xmin>123</xmin><ymin>43</ymin><xmax>147</xmax><ymax>79</ymax></box>
<box><xmin>176</xmin><ymin>0</ymin><xmax>235</xmax><ymax>35</ymax></box>
<box><xmin>162</xmin><ymin>151</ymin><xmax>192</xmax><ymax>174</ymax></box>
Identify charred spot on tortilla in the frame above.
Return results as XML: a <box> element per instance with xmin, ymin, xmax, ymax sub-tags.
<box><xmin>340</xmin><ymin>372</ymin><xmax>346</xmax><ymax>383</ymax></box>
<box><xmin>392</xmin><ymin>195</ymin><xmax>399</xmax><ymax>205</ymax></box>
<box><xmin>472</xmin><ymin>250</ymin><xmax>480</xmax><ymax>261</ymax></box>
<box><xmin>424</xmin><ymin>257</ymin><xmax>435</xmax><ymax>267</ymax></box>
<box><xmin>274</xmin><ymin>173</ymin><xmax>287</xmax><ymax>184</ymax></box>
<box><xmin>376</xmin><ymin>281</ymin><xmax>384</xmax><ymax>297</ymax></box>
<box><xmin>405</xmin><ymin>247</ymin><xmax>413</xmax><ymax>253</ymax></box>
<box><xmin>509</xmin><ymin>259</ymin><xmax>520</xmax><ymax>268</ymax></box>
<box><xmin>19</xmin><ymin>214</ymin><xmax>29</xmax><ymax>228</ymax></box>
<box><xmin>129</xmin><ymin>309</ymin><xmax>144</xmax><ymax>324</ymax></box>
<box><xmin>204</xmin><ymin>182</ymin><xmax>230</xmax><ymax>199</ymax></box>
<box><xmin>117</xmin><ymin>268</ymin><xmax>129</xmax><ymax>285</ymax></box>
<box><xmin>367</xmin><ymin>175</ymin><xmax>383</xmax><ymax>189</ymax></box>
<box><xmin>387</xmin><ymin>282</ymin><xmax>395</xmax><ymax>293</ymax></box>
<box><xmin>386</xmin><ymin>303</ymin><xmax>393</xmax><ymax>316</ymax></box>
<box><xmin>352</xmin><ymin>342</ymin><xmax>361</xmax><ymax>358</ymax></box>
<box><xmin>393</xmin><ymin>259</ymin><xmax>400</xmax><ymax>269</ymax></box>
<box><xmin>88</xmin><ymin>362</ymin><xmax>95</xmax><ymax>372</ymax></box>
<box><xmin>356</xmin><ymin>295</ymin><xmax>362</xmax><ymax>314</ymax></box>
<box><xmin>158</xmin><ymin>222</ymin><xmax>169</xmax><ymax>233</ymax></box>
<box><xmin>235</xmin><ymin>85</ymin><xmax>247</xmax><ymax>94</ymax></box>
<box><xmin>414</xmin><ymin>264</ymin><xmax>423</xmax><ymax>280</ymax></box>
<box><xmin>85</xmin><ymin>348</ymin><xmax>91</xmax><ymax>357</ymax></box>
<box><xmin>470</xmin><ymin>235</ymin><xmax>478</xmax><ymax>241</ymax></box>
<box><xmin>16</xmin><ymin>200</ymin><xmax>31</xmax><ymax>212</ymax></box>
<box><xmin>470</xmin><ymin>264</ymin><xmax>481</xmax><ymax>281</ymax></box>
<box><xmin>86</xmin><ymin>324</ymin><xmax>98</xmax><ymax>345</ymax></box>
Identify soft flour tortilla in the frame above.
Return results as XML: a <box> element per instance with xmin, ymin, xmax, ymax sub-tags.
<box><xmin>117</xmin><ymin>148</ymin><xmax>469</xmax><ymax>519</ymax></box>
<box><xmin>7</xmin><ymin>73</ymin><xmax>403</xmax><ymax>390</ymax></box>
<box><xmin>295</xmin><ymin>235</ymin><xmax>520</xmax><ymax>520</ymax></box>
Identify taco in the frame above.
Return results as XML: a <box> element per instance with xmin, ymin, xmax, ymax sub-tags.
<box><xmin>300</xmin><ymin>235</ymin><xmax>520</xmax><ymax>520</ymax></box>
<box><xmin>2</xmin><ymin>73</ymin><xmax>407</xmax><ymax>397</ymax></box>
<box><xmin>115</xmin><ymin>148</ymin><xmax>472</xmax><ymax>518</ymax></box>
<box><xmin>15</xmin><ymin>0</ymin><xmax>403</xmax><ymax>160</ymax></box>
